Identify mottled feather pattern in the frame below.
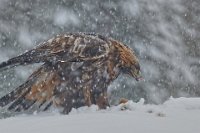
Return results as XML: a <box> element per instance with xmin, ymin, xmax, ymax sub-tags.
<box><xmin>0</xmin><ymin>33</ymin><xmax>141</xmax><ymax>114</ymax></box>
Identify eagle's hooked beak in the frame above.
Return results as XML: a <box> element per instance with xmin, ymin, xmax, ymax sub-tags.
<box><xmin>130</xmin><ymin>69</ymin><xmax>143</xmax><ymax>81</ymax></box>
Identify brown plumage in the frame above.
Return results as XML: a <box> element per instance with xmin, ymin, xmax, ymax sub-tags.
<box><xmin>0</xmin><ymin>33</ymin><xmax>142</xmax><ymax>114</ymax></box>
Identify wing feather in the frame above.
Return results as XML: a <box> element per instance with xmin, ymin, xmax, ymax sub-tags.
<box><xmin>0</xmin><ymin>64</ymin><xmax>60</xmax><ymax>112</ymax></box>
<box><xmin>0</xmin><ymin>33</ymin><xmax>110</xmax><ymax>71</ymax></box>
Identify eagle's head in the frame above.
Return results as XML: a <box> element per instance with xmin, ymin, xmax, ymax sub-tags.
<box><xmin>113</xmin><ymin>41</ymin><xmax>142</xmax><ymax>81</ymax></box>
<box><xmin>121</xmin><ymin>60</ymin><xmax>142</xmax><ymax>81</ymax></box>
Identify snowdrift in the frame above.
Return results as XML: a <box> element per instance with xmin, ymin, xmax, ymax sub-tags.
<box><xmin>0</xmin><ymin>97</ymin><xmax>200</xmax><ymax>133</ymax></box>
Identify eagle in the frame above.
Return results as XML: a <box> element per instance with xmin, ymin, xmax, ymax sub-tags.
<box><xmin>0</xmin><ymin>33</ymin><xmax>142</xmax><ymax>114</ymax></box>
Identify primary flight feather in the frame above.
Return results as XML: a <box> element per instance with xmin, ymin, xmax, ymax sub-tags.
<box><xmin>0</xmin><ymin>33</ymin><xmax>142</xmax><ymax>114</ymax></box>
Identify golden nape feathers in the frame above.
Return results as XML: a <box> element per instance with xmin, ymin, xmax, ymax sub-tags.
<box><xmin>0</xmin><ymin>33</ymin><xmax>142</xmax><ymax>114</ymax></box>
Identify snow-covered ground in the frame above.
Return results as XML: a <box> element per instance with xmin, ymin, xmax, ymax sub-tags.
<box><xmin>0</xmin><ymin>97</ymin><xmax>200</xmax><ymax>133</ymax></box>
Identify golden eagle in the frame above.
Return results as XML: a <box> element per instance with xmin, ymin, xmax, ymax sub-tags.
<box><xmin>0</xmin><ymin>33</ymin><xmax>142</xmax><ymax>114</ymax></box>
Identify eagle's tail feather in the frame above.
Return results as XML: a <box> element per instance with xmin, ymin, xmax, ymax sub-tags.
<box><xmin>0</xmin><ymin>80</ymin><xmax>32</xmax><ymax>108</ymax></box>
<box><xmin>0</xmin><ymin>78</ymin><xmax>37</xmax><ymax>113</ymax></box>
<box><xmin>7</xmin><ymin>88</ymin><xmax>33</xmax><ymax>111</ymax></box>
<box><xmin>43</xmin><ymin>102</ymin><xmax>53</xmax><ymax>111</ymax></box>
<box><xmin>0</xmin><ymin>64</ymin><xmax>52</xmax><ymax>112</ymax></box>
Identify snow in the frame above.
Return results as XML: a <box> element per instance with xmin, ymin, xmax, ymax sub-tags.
<box><xmin>53</xmin><ymin>9</ymin><xmax>80</xmax><ymax>27</ymax></box>
<box><xmin>18</xmin><ymin>27</ymin><xmax>33</xmax><ymax>48</ymax></box>
<box><xmin>0</xmin><ymin>97</ymin><xmax>200</xmax><ymax>133</ymax></box>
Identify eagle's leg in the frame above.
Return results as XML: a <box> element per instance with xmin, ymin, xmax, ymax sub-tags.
<box><xmin>54</xmin><ymin>94</ymin><xmax>74</xmax><ymax>114</ymax></box>
<box><xmin>96</xmin><ymin>93</ymin><xmax>110</xmax><ymax>109</ymax></box>
<box><xmin>54</xmin><ymin>90</ymin><xmax>85</xmax><ymax>114</ymax></box>
<box><xmin>91</xmin><ymin>90</ymin><xmax>109</xmax><ymax>109</ymax></box>
<box><xmin>82</xmin><ymin>88</ymin><xmax>109</xmax><ymax>109</ymax></box>
<box><xmin>83</xmin><ymin>87</ymin><xmax>92</xmax><ymax>107</ymax></box>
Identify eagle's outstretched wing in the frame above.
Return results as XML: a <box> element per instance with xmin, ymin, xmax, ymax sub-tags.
<box><xmin>0</xmin><ymin>33</ymin><xmax>109</xmax><ymax>71</ymax></box>
<box><xmin>0</xmin><ymin>33</ymin><xmax>112</xmax><ymax>114</ymax></box>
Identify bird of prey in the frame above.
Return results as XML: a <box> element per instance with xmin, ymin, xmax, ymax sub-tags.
<box><xmin>0</xmin><ymin>33</ymin><xmax>142</xmax><ymax>114</ymax></box>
